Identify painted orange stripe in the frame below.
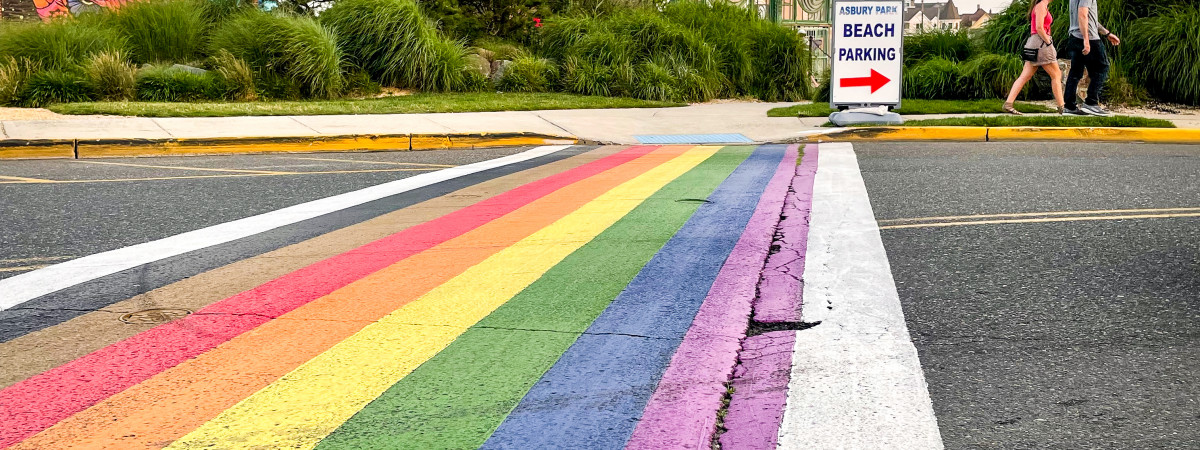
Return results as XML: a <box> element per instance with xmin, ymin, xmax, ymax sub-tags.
<box><xmin>14</xmin><ymin>145</ymin><xmax>692</xmax><ymax>450</ymax></box>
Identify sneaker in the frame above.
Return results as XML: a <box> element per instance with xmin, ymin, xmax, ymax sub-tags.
<box><xmin>1062</xmin><ymin>107</ymin><xmax>1088</xmax><ymax>116</ymax></box>
<box><xmin>1080</xmin><ymin>104</ymin><xmax>1114</xmax><ymax>117</ymax></box>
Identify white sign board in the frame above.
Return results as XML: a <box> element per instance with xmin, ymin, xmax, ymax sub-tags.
<box><xmin>830</xmin><ymin>0</ymin><xmax>904</xmax><ymax>108</ymax></box>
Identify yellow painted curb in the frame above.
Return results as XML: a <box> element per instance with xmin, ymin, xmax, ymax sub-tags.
<box><xmin>988</xmin><ymin>127</ymin><xmax>1200</xmax><ymax>143</ymax></box>
<box><xmin>0</xmin><ymin>140</ymin><xmax>75</xmax><ymax>159</ymax></box>
<box><xmin>77</xmin><ymin>135</ymin><xmax>412</xmax><ymax>158</ymax></box>
<box><xmin>69</xmin><ymin>133</ymin><xmax>577</xmax><ymax>158</ymax></box>
<box><xmin>812</xmin><ymin>127</ymin><xmax>990</xmax><ymax>142</ymax></box>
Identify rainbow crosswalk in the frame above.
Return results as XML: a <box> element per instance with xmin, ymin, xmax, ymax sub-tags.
<box><xmin>0</xmin><ymin>144</ymin><xmax>809</xmax><ymax>449</ymax></box>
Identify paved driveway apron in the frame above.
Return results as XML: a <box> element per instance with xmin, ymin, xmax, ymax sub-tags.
<box><xmin>858</xmin><ymin>142</ymin><xmax>1200</xmax><ymax>449</ymax></box>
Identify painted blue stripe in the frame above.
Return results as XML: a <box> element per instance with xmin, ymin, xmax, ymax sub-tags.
<box><xmin>480</xmin><ymin>144</ymin><xmax>787</xmax><ymax>450</ymax></box>
<box><xmin>635</xmin><ymin>134</ymin><xmax>754</xmax><ymax>144</ymax></box>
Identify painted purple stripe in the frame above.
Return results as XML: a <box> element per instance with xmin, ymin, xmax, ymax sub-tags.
<box><xmin>720</xmin><ymin>330</ymin><xmax>798</xmax><ymax>450</ymax></box>
<box><xmin>625</xmin><ymin>144</ymin><xmax>799</xmax><ymax>450</ymax></box>
<box><xmin>754</xmin><ymin>144</ymin><xmax>820</xmax><ymax>323</ymax></box>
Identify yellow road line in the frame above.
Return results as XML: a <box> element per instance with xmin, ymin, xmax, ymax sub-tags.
<box><xmin>879</xmin><ymin>212</ymin><xmax>1200</xmax><ymax>230</ymax></box>
<box><xmin>0</xmin><ymin>256</ymin><xmax>73</xmax><ymax>264</ymax></box>
<box><xmin>0</xmin><ymin>265</ymin><xmax>49</xmax><ymax>273</ymax></box>
<box><xmin>0</xmin><ymin>175</ymin><xmax>55</xmax><ymax>183</ymax></box>
<box><xmin>166</xmin><ymin>147</ymin><xmax>718</xmax><ymax>450</ymax></box>
<box><xmin>0</xmin><ymin>168</ymin><xmax>441</xmax><ymax>184</ymax></box>
<box><xmin>72</xmin><ymin>160</ymin><xmax>295</xmax><ymax>175</ymax></box>
<box><xmin>288</xmin><ymin>157</ymin><xmax>456</xmax><ymax>168</ymax></box>
<box><xmin>878</xmin><ymin>207</ymin><xmax>1200</xmax><ymax>225</ymax></box>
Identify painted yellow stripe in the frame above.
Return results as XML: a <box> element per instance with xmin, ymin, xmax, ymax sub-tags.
<box><xmin>879</xmin><ymin>212</ymin><xmax>1200</xmax><ymax>230</ymax></box>
<box><xmin>0</xmin><ymin>175</ymin><xmax>55</xmax><ymax>183</ymax></box>
<box><xmin>72</xmin><ymin>160</ymin><xmax>294</xmax><ymax>175</ymax></box>
<box><xmin>0</xmin><ymin>265</ymin><xmax>49</xmax><ymax>273</ymax></box>
<box><xmin>166</xmin><ymin>146</ymin><xmax>719</xmax><ymax>450</ymax></box>
<box><xmin>877</xmin><ymin>207</ymin><xmax>1200</xmax><ymax>224</ymax></box>
<box><xmin>0</xmin><ymin>168</ymin><xmax>440</xmax><ymax>184</ymax></box>
<box><xmin>287</xmin><ymin>157</ymin><xmax>455</xmax><ymax>168</ymax></box>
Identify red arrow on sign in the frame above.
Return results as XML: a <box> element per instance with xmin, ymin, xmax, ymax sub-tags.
<box><xmin>839</xmin><ymin>69</ymin><xmax>891</xmax><ymax>93</ymax></box>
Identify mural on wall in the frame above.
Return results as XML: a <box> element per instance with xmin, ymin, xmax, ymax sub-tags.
<box><xmin>33</xmin><ymin>0</ymin><xmax>124</xmax><ymax>19</ymax></box>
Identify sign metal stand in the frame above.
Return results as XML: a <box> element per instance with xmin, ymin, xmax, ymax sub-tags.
<box><xmin>828</xmin><ymin>0</ymin><xmax>905</xmax><ymax>126</ymax></box>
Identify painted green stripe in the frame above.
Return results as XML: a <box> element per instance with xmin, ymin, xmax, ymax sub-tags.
<box><xmin>314</xmin><ymin>147</ymin><xmax>752</xmax><ymax>450</ymax></box>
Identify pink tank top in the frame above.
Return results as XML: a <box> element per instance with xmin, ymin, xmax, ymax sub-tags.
<box><xmin>1031</xmin><ymin>6</ymin><xmax>1053</xmax><ymax>35</ymax></box>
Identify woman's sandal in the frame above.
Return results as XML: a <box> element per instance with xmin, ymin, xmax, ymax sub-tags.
<box><xmin>1003</xmin><ymin>103</ymin><xmax>1024</xmax><ymax>115</ymax></box>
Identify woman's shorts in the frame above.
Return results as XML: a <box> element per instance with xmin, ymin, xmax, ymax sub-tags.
<box><xmin>1024</xmin><ymin>35</ymin><xmax>1058</xmax><ymax>66</ymax></box>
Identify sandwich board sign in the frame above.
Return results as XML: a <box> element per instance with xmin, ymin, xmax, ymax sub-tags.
<box><xmin>830</xmin><ymin>0</ymin><xmax>904</xmax><ymax>109</ymax></box>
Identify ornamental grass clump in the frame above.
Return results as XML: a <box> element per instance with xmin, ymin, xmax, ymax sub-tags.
<box><xmin>210</xmin><ymin>49</ymin><xmax>256</xmax><ymax>101</ymax></box>
<box><xmin>0</xmin><ymin>19</ymin><xmax>125</xmax><ymax>71</ymax></box>
<box><xmin>903</xmin><ymin>57</ymin><xmax>962</xmax><ymax>100</ymax></box>
<box><xmin>136</xmin><ymin>65</ymin><xmax>218</xmax><ymax>101</ymax></box>
<box><xmin>903</xmin><ymin>29</ymin><xmax>975</xmax><ymax>65</ymax></box>
<box><xmin>88</xmin><ymin>0</ymin><xmax>209</xmax><ymax>64</ymax></box>
<box><xmin>747</xmin><ymin>21</ymin><xmax>811</xmax><ymax>101</ymax></box>
<box><xmin>0</xmin><ymin>57</ymin><xmax>38</xmax><ymax>105</ymax></box>
<box><xmin>18</xmin><ymin>70</ymin><xmax>95</xmax><ymax>107</ymax></box>
<box><xmin>83</xmin><ymin>51</ymin><xmax>136</xmax><ymax>101</ymax></box>
<box><xmin>958</xmin><ymin>53</ymin><xmax>1022</xmax><ymax>99</ymax></box>
<box><xmin>320</xmin><ymin>0</ymin><xmax>471</xmax><ymax>92</ymax></box>
<box><xmin>496</xmin><ymin>56</ymin><xmax>558</xmax><ymax>93</ymax></box>
<box><xmin>1128</xmin><ymin>3</ymin><xmax>1200</xmax><ymax>105</ymax></box>
<box><xmin>209</xmin><ymin>10</ymin><xmax>344</xmax><ymax>99</ymax></box>
<box><xmin>662</xmin><ymin>0</ymin><xmax>756</xmax><ymax>96</ymax></box>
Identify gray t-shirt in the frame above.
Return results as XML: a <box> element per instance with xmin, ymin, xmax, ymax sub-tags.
<box><xmin>1069</xmin><ymin>0</ymin><xmax>1101</xmax><ymax>40</ymax></box>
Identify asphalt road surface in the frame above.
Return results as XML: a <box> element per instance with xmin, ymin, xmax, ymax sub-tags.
<box><xmin>858</xmin><ymin>142</ymin><xmax>1200</xmax><ymax>449</ymax></box>
<box><xmin>0</xmin><ymin>147</ymin><xmax>528</xmax><ymax>279</ymax></box>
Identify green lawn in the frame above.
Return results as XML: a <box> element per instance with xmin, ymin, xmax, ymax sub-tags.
<box><xmin>47</xmin><ymin>92</ymin><xmax>685</xmax><ymax>117</ymax></box>
<box><xmin>768</xmin><ymin>99</ymin><xmax>1053</xmax><ymax>117</ymax></box>
<box><xmin>879</xmin><ymin>115</ymin><xmax>1176</xmax><ymax>128</ymax></box>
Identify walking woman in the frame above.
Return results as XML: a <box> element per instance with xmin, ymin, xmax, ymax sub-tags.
<box><xmin>1003</xmin><ymin>0</ymin><xmax>1065</xmax><ymax>115</ymax></box>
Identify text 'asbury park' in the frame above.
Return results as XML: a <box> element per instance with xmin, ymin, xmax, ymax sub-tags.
<box><xmin>836</xmin><ymin>5</ymin><xmax>899</xmax><ymax>62</ymax></box>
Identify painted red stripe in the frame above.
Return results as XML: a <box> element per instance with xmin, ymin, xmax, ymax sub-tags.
<box><xmin>0</xmin><ymin>145</ymin><xmax>657</xmax><ymax>449</ymax></box>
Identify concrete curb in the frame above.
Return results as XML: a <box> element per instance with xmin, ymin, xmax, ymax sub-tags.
<box><xmin>804</xmin><ymin>126</ymin><xmax>1200</xmax><ymax>143</ymax></box>
<box><xmin>0</xmin><ymin>132</ymin><xmax>578</xmax><ymax>159</ymax></box>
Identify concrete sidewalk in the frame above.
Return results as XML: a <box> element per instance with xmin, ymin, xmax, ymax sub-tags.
<box><xmin>0</xmin><ymin>102</ymin><xmax>828</xmax><ymax>146</ymax></box>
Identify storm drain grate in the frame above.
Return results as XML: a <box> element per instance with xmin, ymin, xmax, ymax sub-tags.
<box><xmin>120</xmin><ymin>308</ymin><xmax>192</xmax><ymax>324</ymax></box>
<box><xmin>634</xmin><ymin>134</ymin><xmax>754</xmax><ymax>144</ymax></box>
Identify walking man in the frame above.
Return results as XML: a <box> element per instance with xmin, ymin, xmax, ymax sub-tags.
<box><xmin>1063</xmin><ymin>0</ymin><xmax>1121</xmax><ymax>116</ymax></box>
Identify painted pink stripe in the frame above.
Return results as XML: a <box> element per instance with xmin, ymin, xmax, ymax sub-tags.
<box><xmin>719</xmin><ymin>330</ymin><xmax>797</xmax><ymax>450</ymax></box>
<box><xmin>625</xmin><ymin>144</ymin><xmax>799</xmax><ymax>450</ymax></box>
<box><xmin>754</xmin><ymin>144</ymin><xmax>819</xmax><ymax>322</ymax></box>
<box><xmin>0</xmin><ymin>145</ymin><xmax>658</xmax><ymax>449</ymax></box>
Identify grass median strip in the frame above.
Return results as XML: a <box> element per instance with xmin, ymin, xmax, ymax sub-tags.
<box><xmin>768</xmin><ymin>99</ymin><xmax>1053</xmax><ymax>117</ymax></box>
<box><xmin>847</xmin><ymin>115</ymin><xmax>1176</xmax><ymax>128</ymax></box>
<box><xmin>46</xmin><ymin>92</ymin><xmax>683</xmax><ymax>117</ymax></box>
<box><xmin>312</xmin><ymin>148</ymin><xmax>747</xmax><ymax>450</ymax></box>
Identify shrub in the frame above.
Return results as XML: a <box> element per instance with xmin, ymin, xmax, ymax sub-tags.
<box><xmin>903</xmin><ymin>57</ymin><xmax>962</xmax><ymax>99</ymax></box>
<box><xmin>83</xmin><ymin>51</ymin><xmax>136</xmax><ymax>101</ymax></box>
<box><xmin>92</xmin><ymin>0</ymin><xmax>209</xmax><ymax>64</ymax></box>
<box><xmin>535</xmin><ymin>16</ymin><xmax>600</xmax><ymax>61</ymax></box>
<box><xmin>1127</xmin><ymin>4</ymin><xmax>1200</xmax><ymax>105</ymax></box>
<box><xmin>209</xmin><ymin>10</ymin><xmax>345</xmax><ymax>98</ymax></box>
<box><xmin>18</xmin><ymin>70</ymin><xmax>95</xmax><ymax>107</ymax></box>
<box><xmin>136</xmin><ymin>65</ymin><xmax>217</xmax><ymax>101</ymax></box>
<box><xmin>904</xmin><ymin>29</ymin><xmax>974</xmax><ymax>65</ymax></box>
<box><xmin>0</xmin><ymin>19</ymin><xmax>125</xmax><ymax>71</ymax></box>
<box><xmin>210</xmin><ymin>49</ymin><xmax>256</xmax><ymax>101</ymax></box>
<box><xmin>320</xmin><ymin>0</ymin><xmax>469</xmax><ymax>91</ymax></box>
<box><xmin>497</xmin><ymin>56</ymin><xmax>558</xmax><ymax>92</ymax></box>
<box><xmin>958</xmin><ymin>53</ymin><xmax>1022</xmax><ymax>99</ymax></box>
